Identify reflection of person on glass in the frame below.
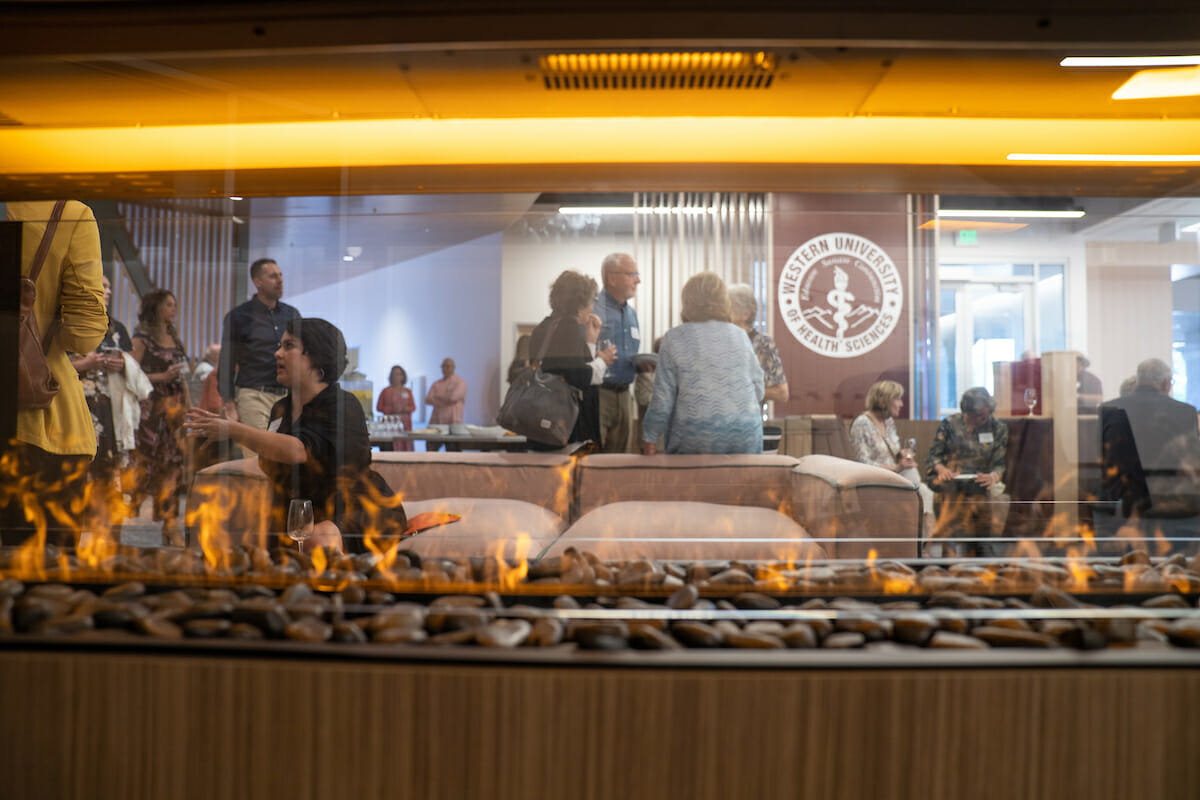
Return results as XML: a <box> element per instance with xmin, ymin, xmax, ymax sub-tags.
<box><xmin>187</xmin><ymin>318</ymin><xmax>406</xmax><ymax>553</ymax></box>
<box><xmin>926</xmin><ymin>387</ymin><xmax>1009</xmax><ymax>555</ymax></box>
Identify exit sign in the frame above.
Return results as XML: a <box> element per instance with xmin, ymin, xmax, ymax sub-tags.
<box><xmin>955</xmin><ymin>229</ymin><xmax>978</xmax><ymax>246</ymax></box>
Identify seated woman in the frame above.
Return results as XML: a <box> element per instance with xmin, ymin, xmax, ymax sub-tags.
<box><xmin>642</xmin><ymin>272</ymin><xmax>764</xmax><ymax>455</ymax></box>
<box><xmin>527</xmin><ymin>270</ymin><xmax>617</xmax><ymax>448</ymax></box>
<box><xmin>849</xmin><ymin>380</ymin><xmax>936</xmax><ymax>540</ymax></box>
<box><xmin>926</xmin><ymin>386</ymin><xmax>1009</xmax><ymax>556</ymax></box>
<box><xmin>187</xmin><ymin>317</ymin><xmax>406</xmax><ymax>553</ymax></box>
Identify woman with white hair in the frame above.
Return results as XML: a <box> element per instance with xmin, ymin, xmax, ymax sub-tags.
<box><xmin>727</xmin><ymin>283</ymin><xmax>789</xmax><ymax>404</ymax></box>
<box><xmin>641</xmin><ymin>272</ymin><xmax>764</xmax><ymax>455</ymax></box>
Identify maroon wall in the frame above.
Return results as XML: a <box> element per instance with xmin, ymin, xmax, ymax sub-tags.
<box><xmin>772</xmin><ymin>193</ymin><xmax>911</xmax><ymax>419</ymax></box>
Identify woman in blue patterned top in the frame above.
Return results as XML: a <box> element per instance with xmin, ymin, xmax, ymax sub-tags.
<box><xmin>641</xmin><ymin>272</ymin><xmax>765</xmax><ymax>455</ymax></box>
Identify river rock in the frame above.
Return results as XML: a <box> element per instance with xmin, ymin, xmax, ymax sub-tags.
<box><xmin>726</xmin><ymin>630</ymin><xmax>786</xmax><ymax>649</ymax></box>
<box><xmin>427</xmin><ymin>629</ymin><xmax>478</xmax><ymax>645</ymax></box>
<box><xmin>553</xmin><ymin>594</ymin><xmax>581</xmax><ymax>610</ymax></box>
<box><xmin>732</xmin><ymin>592</ymin><xmax>781</xmax><ymax>610</ymax></box>
<box><xmin>1121</xmin><ymin>549</ymin><xmax>1151</xmax><ymax>566</ymax></box>
<box><xmin>33</xmin><ymin>612</ymin><xmax>95</xmax><ymax>635</ymax></box>
<box><xmin>285</xmin><ymin>617</ymin><xmax>332</xmax><ymax>642</ymax></box>
<box><xmin>0</xmin><ymin>595</ymin><xmax>12</xmax><ymax>634</ymax></box>
<box><xmin>781</xmin><ymin>623</ymin><xmax>818</xmax><ymax>648</ymax></box>
<box><xmin>0</xmin><ymin>579</ymin><xmax>24</xmax><ymax>598</ymax></box>
<box><xmin>707</xmin><ymin>568</ymin><xmax>755</xmax><ymax>587</ymax></box>
<box><xmin>972</xmin><ymin>626</ymin><xmax>1058</xmax><ymax>648</ymax></box>
<box><xmin>572</xmin><ymin>621</ymin><xmax>629</xmax><ymax>650</ymax></box>
<box><xmin>892</xmin><ymin>612</ymin><xmax>938</xmax><ymax>645</ymax></box>
<box><xmin>929</xmin><ymin>631</ymin><xmax>988</xmax><ymax>649</ymax></box>
<box><xmin>1058</xmin><ymin>625</ymin><xmax>1107</xmax><ymax>650</ymax></box>
<box><xmin>528</xmin><ymin>617</ymin><xmax>564</xmax><ymax>647</ymax></box>
<box><xmin>170</xmin><ymin>599</ymin><xmax>235</xmax><ymax>623</ymax></box>
<box><xmin>835</xmin><ymin>614</ymin><xmax>891</xmax><ymax>641</ymax></box>
<box><xmin>1093</xmin><ymin>616</ymin><xmax>1138</xmax><ymax>644</ymax></box>
<box><xmin>744</xmin><ymin>621</ymin><xmax>787</xmax><ymax>637</ymax></box>
<box><xmin>227</xmin><ymin>622</ymin><xmax>265</xmax><ymax>640</ymax></box>
<box><xmin>671</xmin><ymin>621</ymin><xmax>723</xmax><ymax>648</ymax></box>
<box><xmin>136</xmin><ymin>615</ymin><xmax>184</xmax><ymax>639</ymax></box>
<box><xmin>932</xmin><ymin>612</ymin><xmax>970</xmax><ymax>635</ymax></box>
<box><xmin>628</xmin><ymin>622</ymin><xmax>683</xmax><ymax>650</ymax></box>
<box><xmin>12</xmin><ymin>596</ymin><xmax>61</xmax><ymax>632</ymax></box>
<box><xmin>92</xmin><ymin>602</ymin><xmax>147</xmax><ymax>629</ymax></box>
<box><xmin>988</xmin><ymin>617</ymin><xmax>1032</xmax><ymax>631</ymax></box>
<box><xmin>184</xmin><ymin>619</ymin><xmax>232</xmax><ymax>638</ymax></box>
<box><xmin>822</xmin><ymin>632</ymin><xmax>866</xmax><ymax>649</ymax></box>
<box><xmin>476</xmin><ymin>619</ymin><xmax>532</xmax><ymax>648</ymax></box>
<box><xmin>1143</xmin><ymin>593</ymin><xmax>1189</xmax><ymax>609</ymax></box>
<box><xmin>101</xmin><ymin>581</ymin><xmax>146</xmax><ymax>600</ymax></box>
<box><xmin>26</xmin><ymin>583</ymin><xmax>73</xmax><ymax>601</ymax></box>
<box><xmin>1165</xmin><ymin>617</ymin><xmax>1200</xmax><ymax>647</ymax></box>
<box><xmin>373</xmin><ymin>625</ymin><xmax>428</xmax><ymax>644</ymax></box>
<box><xmin>667</xmin><ymin>584</ymin><xmax>699</xmax><ymax>610</ymax></box>
<box><xmin>331</xmin><ymin>621</ymin><xmax>368</xmax><ymax>643</ymax></box>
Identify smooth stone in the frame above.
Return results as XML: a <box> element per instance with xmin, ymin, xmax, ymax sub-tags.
<box><xmin>1093</xmin><ymin>616</ymin><xmax>1138</xmax><ymax>644</ymax></box>
<box><xmin>362</xmin><ymin>607</ymin><xmax>425</xmax><ymax>634</ymax></box>
<box><xmin>331</xmin><ymin>621</ymin><xmax>368</xmax><ymax>643</ymax></box>
<box><xmin>798</xmin><ymin>618</ymin><xmax>834</xmax><ymax>639</ymax></box>
<box><xmin>1132</xmin><ymin>569</ymin><xmax>1167</xmax><ymax>592</ymax></box>
<box><xmin>972</xmin><ymin>626</ymin><xmax>1058</xmax><ymax>648</ymax></box>
<box><xmin>184</xmin><ymin>619</ymin><xmax>232</xmax><ymax>638</ymax></box>
<box><xmin>237</xmin><ymin>583</ymin><xmax>275</xmax><ymax>599</ymax></box>
<box><xmin>101</xmin><ymin>581</ymin><xmax>146</xmax><ymax>600</ymax></box>
<box><xmin>0</xmin><ymin>579</ymin><xmax>24</xmax><ymax>598</ymax></box>
<box><xmin>715</xmin><ymin>600</ymin><xmax>737</xmax><ymax>612</ymax></box>
<box><xmin>781</xmin><ymin>623</ymin><xmax>818</xmax><ymax>648</ymax></box>
<box><xmin>726</xmin><ymin>630</ymin><xmax>786</xmax><ymax>649</ymax></box>
<box><xmin>1121</xmin><ymin>550</ymin><xmax>1151</xmax><ymax>566</ymax></box>
<box><xmin>373</xmin><ymin>626</ymin><xmax>428</xmax><ymax>644</ymax></box>
<box><xmin>988</xmin><ymin>617</ymin><xmax>1032</xmax><ymax>631</ymax></box>
<box><xmin>616</xmin><ymin>559</ymin><xmax>656</xmax><ymax>587</ymax></box>
<box><xmin>667</xmin><ymin>584</ymin><xmax>699</xmax><ymax>610</ymax></box>
<box><xmin>483</xmin><ymin>591</ymin><xmax>505</xmax><ymax>610</ymax></box>
<box><xmin>798</xmin><ymin>598</ymin><xmax>828</xmax><ymax>610</ymax></box>
<box><xmin>713</xmin><ymin>620</ymin><xmax>742</xmax><ymax>640</ymax></box>
<box><xmin>1143</xmin><ymin>593</ymin><xmax>1189</xmax><ymax>609</ymax></box>
<box><xmin>560</xmin><ymin>561</ymin><xmax>595</xmax><ymax>585</ymax></box>
<box><xmin>661</xmin><ymin>574</ymin><xmax>684</xmax><ymax>588</ymax></box>
<box><xmin>476</xmin><ymin>619</ymin><xmax>532</xmax><ymax>648</ymax></box>
<box><xmin>707</xmin><ymin>569</ymin><xmax>755</xmax><ymax>587</ymax></box>
<box><xmin>552</xmin><ymin>595</ymin><xmax>581</xmax><ymax>610</ymax></box>
<box><xmin>628</xmin><ymin>622</ymin><xmax>684</xmax><ymax>650</ymax></box>
<box><xmin>571</xmin><ymin>621</ymin><xmax>629</xmax><ymax>650</ymax></box>
<box><xmin>136</xmin><ymin>615</ymin><xmax>184</xmax><ymax>639</ymax></box>
<box><xmin>93</xmin><ymin>603</ymin><xmax>146</xmax><ymax>629</ymax></box>
<box><xmin>1165</xmin><ymin>617</ymin><xmax>1200</xmax><ymax>647</ymax></box>
<box><xmin>929</xmin><ymin>631</ymin><xmax>989</xmax><ymax>649</ymax></box>
<box><xmin>366</xmin><ymin>590</ymin><xmax>395</xmax><ymax>605</ymax></box>
<box><xmin>528</xmin><ymin>617</ymin><xmax>564</xmax><ymax>647</ymax></box>
<box><xmin>287</xmin><ymin>598</ymin><xmax>331</xmax><ymax>620</ymax></box>
<box><xmin>732</xmin><ymin>592</ymin><xmax>781</xmax><ymax>611</ymax></box>
<box><xmin>892</xmin><ymin>612</ymin><xmax>938</xmax><ymax>646</ymax></box>
<box><xmin>231</xmin><ymin>598</ymin><xmax>289</xmax><ymax>638</ymax></box>
<box><xmin>932</xmin><ymin>612</ymin><xmax>970</xmax><ymax>635</ymax></box>
<box><xmin>671</xmin><ymin>621</ymin><xmax>723</xmax><ymax>648</ymax></box>
<box><xmin>12</xmin><ymin>597</ymin><xmax>61</xmax><ymax>632</ymax></box>
<box><xmin>878</xmin><ymin>600</ymin><xmax>922</xmax><ymax>611</ymax></box>
<box><xmin>26</xmin><ymin>583</ymin><xmax>74</xmax><ymax>601</ymax></box>
<box><xmin>822</xmin><ymin>632</ymin><xmax>866</xmax><ymax>649</ymax></box>
<box><xmin>428</xmin><ymin>608</ymin><xmax>487</xmax><ymax>634</ymax></box>
<box><xmin>1037</xmin><ymin>619</ymin><xmax>1078</xmax><ymax>638</ymax></box>
<box><xmin>663</xmin><ymin>562</ymin><xmax>686</xmax><ymax>579</ymax></box>
<box><xmin>227</xmin><ymin>622</ymin><xmax>265</xmax><ymax>640</ymax></box>
<box><xmin>285</xmin><ymin>617</ymin><xmax>332</xmax><ymax>642</ymax></box>
<box><xmin>616</xmin><ymin>596</ymin><xmax>661</xmax><ymax>611</ymax></box>
<box><xmin>1058</xmin><ymin>626</ymin><xmax>1107</xmax><ymax>650</ymax></box>
<box><xmin>428</xmin><ymin>629</ymin><xmax>479</xmax><ymax>645</ymax></box>
<box><xmin>144</xmin><ymin>590</ymin><xmax>194</xmax><ymax>611</ymax></box>
<box><xmin>1136</xmin><ymin>621</ymin><xmax>1170</xmax><ymax>643</ymax></box>
<box><xmin>526</xmin><ymin>557</ymin><xmax>563</xmax><ymax>581</ymax></box>
<box><xmin>1003</xmin><ymin>597</ymin><xmax>1034</xmax><ymax>610</ymax></box>
<box><xmin>744</xmin><ymin>621</ymin><xmax>787</xmax><ymax>637</ymax></box>
<box><xmin>169</xmin><ymin>599</ymin><xmax>235</xmax><ymax>623</ymax></box>
<box><xmin>339</xmin><ymin>584</ymin><xmax>366</xmax><ymax>605</ymax></box>
<box><xmin>692</xmin><ymin>599</ymin><xmax>717</xmax><ymax>611</ymax></box>
<box><xmin>960</xmin><ymin>596</ymin><xmax>1004</xmax><ymax>610</ymax></box>
<box><xmin>828</xmin><ymin>597</ymin><xmax>876</xmax><ymax>611</ymax></box>
<box><xmin>835</xmin><ymin>615</ymin><xmax>891</xmax><ymax>641</ymax></box>
<box><xmin>33</xmin><ymin>613</ymin><xmax>95</xmax><ymax>635</ymax></box>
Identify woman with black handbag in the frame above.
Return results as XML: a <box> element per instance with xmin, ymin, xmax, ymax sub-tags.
<box><xmin>526</xmin><ymin>270</ymin><xmax>616</xmax><ymax>449</ymax></box>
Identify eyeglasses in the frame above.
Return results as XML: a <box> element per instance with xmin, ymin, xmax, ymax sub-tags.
<box><xmin>615</xmin><ymin>271</ymin><xmax>640</xmax><ymax>278</ymax></box>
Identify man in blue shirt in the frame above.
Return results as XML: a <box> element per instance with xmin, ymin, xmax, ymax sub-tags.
<box><xmin>596</xmin><ymin>253</ymin><xmax>642</xmax><ymax>453</ymax></box>
<box><xmin>217</xmin><ymin>258</ymin><xmax>301</xmax><ymax>439</ymax></box>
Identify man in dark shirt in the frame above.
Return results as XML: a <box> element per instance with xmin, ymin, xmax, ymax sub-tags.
<box><xmin>217</xmin><ymin>258</ymin><xmax>301</xmax><ymax>441</ymax></box>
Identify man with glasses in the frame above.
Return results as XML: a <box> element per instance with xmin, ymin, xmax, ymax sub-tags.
<box><xmin>596</xmin><ymin>253</ymin><xmax>642</xmax><ymax>453</ymax></box>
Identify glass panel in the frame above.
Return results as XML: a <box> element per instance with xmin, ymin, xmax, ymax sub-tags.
<box><xmin>1036</xmin><ymin>264</ymin><xmax>1066</xmax><ymax>353</ymax></box>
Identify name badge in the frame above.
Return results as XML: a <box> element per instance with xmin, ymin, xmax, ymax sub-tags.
<box><xmin>978</xmin><ymin>432</ymin><xmax>994</xmax><ymax>444</ymax></box>
<box><xmin>631</xmin><ymin>326</ymin><xmax>640</xmax><ymax>341</ymax></box>
<box><xmin>268</xmin><ymin>417</ymin><xmax>283</xmax><ymax>433</ymax></box>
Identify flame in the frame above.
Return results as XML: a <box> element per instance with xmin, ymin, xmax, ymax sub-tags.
<box><xmin>1064</xmin><ymin>545</ymin><xmax>1095</xmax><ymax>593</ymax></box>
<box><xmin>311</xmin><ymin>545</ymin><xmax>328</xmax><ymax>575</ymax></box>
<box><xmin>187</xmin><ymin>479</ymin><xmax>237</xmax><ymax>573</ymax></box>
<box><xmin>493</xmin><ymin>532</ymin><xmax>531</xmax><ymax>591</ymax></box>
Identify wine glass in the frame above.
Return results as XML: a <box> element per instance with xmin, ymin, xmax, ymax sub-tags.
<box><xmin>287</xmin><ymin>499</ymin><xmax>314</xmax><ymax>553</ymax></box>
<box><xmin>904</xmin><ymin>437</ymin><xmax>917</xmax><ymax>462</ymax></box>
<box><xmin>1024</xmin><ymin>387</ymin><xmax>1038</xmax><ymax>416</ymax></box>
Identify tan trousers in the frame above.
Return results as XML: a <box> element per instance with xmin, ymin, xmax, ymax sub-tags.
<box><xmin>235</xmin><ymin>387</ymin><xmax>284</xmax><ymax>459</ymax></box>
<box><xmin>599</xmin><ymin>386</ymin><xmax>638</xmax><ymax>453</ymax></box>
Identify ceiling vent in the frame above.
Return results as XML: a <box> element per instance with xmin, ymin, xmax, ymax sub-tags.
<box><xmin>539</xmin><ymin>51</ymin><xmax>776</xmax><ymax>90</ymax></box>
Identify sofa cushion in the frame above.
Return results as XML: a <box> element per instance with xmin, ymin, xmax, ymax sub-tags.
<box><xmin>791</xmin><ymin>454</ymin><xmax>920</xmax><ymax>559</ymax></box>
<box><xmin>574</xmin><ymin>454</ymin><xmax>800</xmax><ymax>518</ymax></box>
<box><xmin>372</xmin><ymin>452</ymin><xmax>574</xmax><ymax>520</ymax></box>
<box><xmin>541</xmin><ymin>500</ymin><xmax>825</xmax><ymax>561</ymax></box>
<box><xmin>396</xmin><ymin>497</ymin><xmax>565</xmax><ymax>559</ymax></box>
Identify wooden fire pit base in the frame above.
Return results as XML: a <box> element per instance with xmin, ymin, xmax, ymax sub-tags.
<box><xmin>1</xmin><ymin>646</ymin><xmax>1198</xmax><ymax>800</ymax></box>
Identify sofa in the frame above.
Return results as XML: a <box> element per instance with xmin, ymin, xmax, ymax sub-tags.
<box><xmin>186</xmin><ymin>450</ymin><xmax>921</xmax><ymax>561</ymax></box>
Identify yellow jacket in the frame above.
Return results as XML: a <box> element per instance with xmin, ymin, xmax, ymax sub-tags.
<box><xmin>11</xmin><ymin>201</ymin><xmax>108</xmax><ymax>456</ymax></box>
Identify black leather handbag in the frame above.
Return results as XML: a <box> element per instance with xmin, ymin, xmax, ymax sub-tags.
<box><xmin>497</xmin><ymin>318</ymin><xmax>580</xmax><ymax>447</ymax></box>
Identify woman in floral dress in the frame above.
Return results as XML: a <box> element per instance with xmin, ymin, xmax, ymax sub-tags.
<box><xmin>131</xmin><ymin>288</ymin><xmax>189</xmax><ymax>546</ymax></box>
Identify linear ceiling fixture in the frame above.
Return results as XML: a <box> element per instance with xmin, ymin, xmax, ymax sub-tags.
<box><xmin>1060</xmin><ymin>55</ymin><xmax>1200</xmax><ymax>68</ymax></box>
<box><xmin>559</xmin><ymin>206</ymin><xmax>715</xmax><ymax>215</ymax></box>
<box><xmin>1112</xmin><ymin>65</ymin><xmax>1200</xmax><ymax>99</ymax></box>
<box><xmin>539</xmin><ymin>51</ymin><xmax>775</xmax><ymax>90</ymax></box>
<box><xmin>937</xmin><ymin>209</ymin><xmax>1084</xmax><ymax>219</ymax></box>
<box><xmin>1008</xmin><ymin>153</ymin><xmax>1200</xmax><ymax>163</ymax></box>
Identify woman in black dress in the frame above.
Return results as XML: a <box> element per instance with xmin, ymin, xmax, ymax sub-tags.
<box><xmin>527</xmin><ymin>270</ymin><xmax>617</xmax><ymax>448</ymax></box>
<box><xmin>186</xmin><ymin>317</ymin><xmax>406</xmax><ymax>553</ymax></box>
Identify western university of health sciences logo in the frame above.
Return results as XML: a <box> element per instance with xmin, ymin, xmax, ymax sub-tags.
<box><xmin>777</xmin><ymin>232</ymin><xmax>903</xmax><ymax>358</ymax></box>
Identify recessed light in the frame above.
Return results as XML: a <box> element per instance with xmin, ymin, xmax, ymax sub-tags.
<box><xmin>1112</xmin><ymin>66</ymin><xmax>1200</xmax><ymax>99</ymax></box>
<box><xmin>938</xmin><ymin>209</ymin><xmax>1084</xmax><ymax>219</ymax></box>
<box><xmin>1008</xmin><ymin>153</ymin><xmax>1200</xmax><ymax>163</ymax></box>
<box><xmin>229</xmin><ymin>195</ymin><xmax>243</xmax><ymax>201</ymax></box>
<box><xmin>1060</xmin><ymin>55</ymin><xmax>1200</xmax><ymax>68</ymax></box>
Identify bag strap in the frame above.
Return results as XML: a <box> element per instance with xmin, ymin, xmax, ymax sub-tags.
<box><xmin>25</xmin><ymin>200</ymin><xmax>67</xmax><ymax>285</ymax></box>
<box><xmin>532</xmin><ymin>316</ymin><xmax>564</xmax><ymax>365</ymax></box>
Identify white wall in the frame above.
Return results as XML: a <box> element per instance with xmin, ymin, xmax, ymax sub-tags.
<box><xmin>499</xmin><ymin>228</ymin><xmax>636</xmax><ymax>404</ymax></box>
<box><xmin>287</xmin><ymin>233</ymin><xmax>504</xmax><ymax>425</ymax></box>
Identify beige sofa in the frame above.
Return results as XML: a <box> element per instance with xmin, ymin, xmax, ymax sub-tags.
<box><xmin>187</xmin><ymin>450</ymin><xmax>920</xmax><ymax>561</ymax></box>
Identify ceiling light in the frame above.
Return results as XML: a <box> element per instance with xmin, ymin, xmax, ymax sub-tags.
<box><xmin>1112</xmin><ymin>66</ymin><xmax>1200</xmax><ymax>99</ymax></box>
<box><xmin>1060</xmin><ymin>55</ymin><xmax>1200</xmax><ymax>68</ymax></box>
<box><xmin>540</xmin><ymin>51</ymin><xmax>774</xmax><ymax>74</ymax></box>
<box><xmin>228</xmin><ymin>195</ymin><xmax>243</xmax><ymax>201</ymax></box>
<box><xmin>1008</xmin><ymin>153</ymin><xmax>1200</xmax><ymax>163</ymax></box>
<box><xmin>559</xmin><ymin>206</ymin><xmax>715</xmax><ymax>215</ymax></box>
<box><xmin>937</xmin><ymin>209</ymin><xmax>1084</xmax><ymax>219</ymax></box>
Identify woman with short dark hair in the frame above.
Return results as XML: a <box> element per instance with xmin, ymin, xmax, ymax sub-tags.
<box><xmin>526</xmin><ymin>270</ymin><xmax>617</xmax><ymax>447</ymax></box>
<box><xmin>187</xmin><ymin>317</ymin><xmax>406</xmax><ymax>553</ymax></box>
